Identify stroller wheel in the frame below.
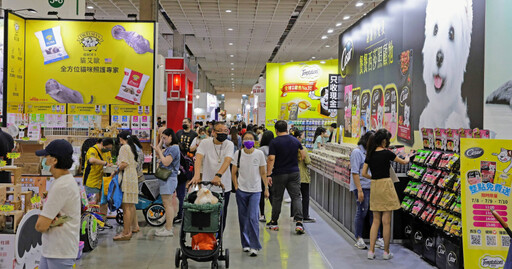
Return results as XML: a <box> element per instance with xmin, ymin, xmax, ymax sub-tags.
<box><xmin>225</xmin><ymin>249</ymin><xmax>230</xmax><ymax>268</ymax></box>
<box><xmin>116</xmin><ymin>209</ymin><xmax>124</xmax><ymax>225</ymax></box>
<box><xmin>145</xmin><ymin>204</ymin><xmax>166</xmax><ymax>227</ymax></box>
<box><xmin>175</xmin><ymin>248</ymin><xmax>181</xmax><ymax>268</ymax></box>
<box><xmin>180</xmin><ymin>259</ymin><xmax>188</xmax><ymax>269</ymax></box>
<box><xmin>211</xmin><ymin>260</ymin><xmax>218</xmax><ymax>269</ymax></box>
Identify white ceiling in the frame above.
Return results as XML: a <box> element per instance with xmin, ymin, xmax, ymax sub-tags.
<box><xmin>87</xmin><ymin>0</ymin><xmax>383</xmax><ymax>94</ymax></box>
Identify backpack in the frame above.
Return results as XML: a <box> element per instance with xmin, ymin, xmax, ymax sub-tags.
<box><xmin>107</xmin><ymin>174</ymin><xmax>123</xmax><ymax>212</ymax></box>
<box><xmin>81</xmin><ymin>138</ymin><xmax>99</xmax><ymax>170</ymax></box>
<box><xmin>178</xmin><ymin>151</ymin><xmax>194</xmax><ymax>184</ymax></box>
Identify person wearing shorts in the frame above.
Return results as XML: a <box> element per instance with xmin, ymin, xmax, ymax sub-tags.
<box><xmin>83</xmin><ymin>138</ymin><xmax>113</xmax><ymax>226</ymax></box>
<box><xmin>152</xmin><ymin>128</ymin><xmax>180</xmax><ymax>237</ymax></box>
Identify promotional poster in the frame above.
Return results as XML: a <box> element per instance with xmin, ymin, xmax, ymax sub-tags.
<box><xmin>338</xmin><ymin>0</ymin><xmax>485</xmax><ymax>145</ymax></box>
<box><xmin>6</xmin><ymin>14</ymin><xmax>155</xmax><ymax>106</ymax></box>
<box><xmin>461</xmin><ymin>138</ymin><xmax>512</xmax><ymax>269</ymax></box>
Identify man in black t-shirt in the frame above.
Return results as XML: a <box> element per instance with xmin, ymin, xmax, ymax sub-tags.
<box><xmin>176</xmin><ymin>118</ymin><xmax>198</xmax><ymax>153</ymax></box>
<box><xmin>0</xmin><ymin>129</ymin><xmax>14</xmax><ymax>183</ymax></box>
<box><xmin>266</xmin><ymin>120</ymin><xmax>307</xmax><ymax>234</ymax></box>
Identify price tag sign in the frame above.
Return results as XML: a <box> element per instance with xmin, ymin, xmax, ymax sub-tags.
<box><xmin>0</xmin><ymin>205</ymin><xmax>14</xmax><ymax>212</ymax></box>
<box><xmin>0</xmin><ymin>161</ymin><xmax>7</xmax><ymax>167</ymax></box>
<box><xmin>31</xmin><ymin>195</ymin><xmax>41</xmax><ymax>205</ymax></box>
<box><xmin>6</xmin><ymin>153</ymin><xmax>20</xmax><ymax>160</ymax></box>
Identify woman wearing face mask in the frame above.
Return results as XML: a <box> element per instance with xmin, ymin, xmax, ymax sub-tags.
<box><xmin>190</xmin><ymin>127</ymin><xmax>208</xmax><ymax>153</ymax></box>
<box><xmin>114</xmin><ymin>131</ymin><xmax>139</xmax><ymax>241</ymax></box>
<box><xmin>231</xmin><ymin>131</ymin><xmax>269</xmax><ymax>257</ymax></box>
<box><xmin>313</xmin><ymin>127</ymin><xmax>327</xmax><ymax>149</ymax></box>
<box><xmin>362</xmin><ymin>129</ymin><xmax>410</xmax><ymax>260</ymax></box>
<box><xmin>151</xmin><ymin>128</ymin><xmax>180</xmax><ymax>237</ymax></box>
<box><xmin>291</xmin><ymin>130</ymin><xmax>315</xmax><ymax>222</ymax></box>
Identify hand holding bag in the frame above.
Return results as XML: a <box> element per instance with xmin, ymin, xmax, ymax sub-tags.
<box><xmin>389</xmin><ymin>166</ymin><xmax>400</xmax><ymax>183</ymax></box>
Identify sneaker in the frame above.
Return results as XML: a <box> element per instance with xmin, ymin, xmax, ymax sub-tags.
<box><xmin>155</xmin><ymin>228</ymin><xmax>174</xmax><ymax>237</ymax></box>
<box><xmin>367</xmin><ymin>251</ymin><xmax>376</xmax><ymax>260</ymax></box>
<box><xmin>104</xmin><ymin>221</ymin><xmax>113</xmax><ymax>229</ymax></box>
<box><xmin>284</xmin><ymin>198</ymin><xmax>292</xmax><ymax>203</ymax></box>
<box><xmin>173</xmin><ymin>217</ymin><xmax>182</xmax><ymax>224</ymax></box>
<box><xmin>376</xmin><ymin>238</ymin><xmax>385</xmax><ymax>249</ymax></box>
<box><xmin>303</xmin><ymin>217</ymin><xmax>316</xmax><ymax>223</ymax></box>
<box><xmin>295</xmin><ymin>222</ymin><xmax>305</xmax><ymax>235</ymax></box>
<box><xmin>259</xmin><ymin>215</ymin><xmax>266</xmax><ymax>223</ymax></box>
<box><xmin>249</xmin><ymin>249</ymin><xmax>258</xmax><ymax>257</ymax></box>
<box><xmin>354</xmin><ymin>238</ymin><xmax>368</xmax><ymax>249</ymax></box>
<box><xmin>266</xmin><ymin>220</ymin><xmax>279</xmax><ymax>231</ymax></box>
<box><xmin>243</xmin><ymin>247</ymin><xmax>250</xmax><ymax>252</ymax></box>
<box><xmin>383</xmin><ymin>252</ymin><xmax>394</xmax><ymax>260</ymax></box>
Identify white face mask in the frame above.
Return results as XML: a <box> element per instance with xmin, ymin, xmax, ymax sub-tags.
<box><xmin>42</xmin><ymin>158</ymin><xmax>51</xmax><ymax>172</ymax></box>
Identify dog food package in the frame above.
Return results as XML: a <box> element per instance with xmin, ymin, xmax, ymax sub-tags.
<box><xmin>397</xmin><ymin>49</ymin><xmax>414</xmax><ymax>145</ymax></box>
<box><xmin>360</xmin><ymin>90</ymin><xmax>371</xmax><ymax>133</ymax></box>
<box><xmin>131</xmin><ymin>116</ymin><xmax>140</xmax><ymax>129</ymax></box>
<box><xmin>434</xmin><ymin>128</ymin><xmax>446</xmax><ymax>151</ymax></box>
<box><xmin>421</xmin><ymin>128</ymin><xmax>435</xmax><ymax>149</ymax></box>
<box><xmin>384</xmin><ymin>86</ymin><xmax>398</xmax><ymax>140</ymax></box>
<box><xmin>141</xmin><ymin>116</ymin><xmax>150</xmax><ymax>129</ymax></box>
<box><xmin>35</xmin><ymin>26</ymin><xmax>69</xmax><ymax>65</ymax></box>
<box><xmin>458</xmin><ymin>128</ymin><xmax>472</xmax><ymax>138</ymax></box>
<box><xmin>120</xmin><ymin>116</ymin><xmax>130</xmax><ymax>129</ymax></box>
<box><xmin>343</xmin><ymin>85</ymin><xmax>352</xmax><ymax>137</ymax></box>
<box><xmin>115</xmin><ymin>68</ymin><xmax>150</xmax><ymax>105</ymax></box>
<box><xmin>370</xmin><ymin>86</ymin><xmax>384</xmax><ymax>131</ymax></box>
<box><xmin>351</xmin><ymin>88</ymin><xmax>361</xmax><ymax>138</ymax></box>
<box><xmin>472</xmin><ymin>128</ymin><xmax>490</xmax><ymax>139</ymax></box>
<box><xmin>480</xmin><ymin>161</ymin><xmax>496</xmax><ymax>183</ymax></box>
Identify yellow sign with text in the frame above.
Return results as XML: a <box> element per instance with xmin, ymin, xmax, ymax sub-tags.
<box><xmin>110</xmin><ymin>105</ymin><xmax>152</xmax><ymax>116</ymax></box>
<box><xmin>7</xmin><ymin>103</ymin><xmax>24</xmax><ymax>113</ymax></box>
<box><xmin>25</xmin><ymin>103</ymin><xmax>66</xmax><ymax>114</ymax></box>
<box><xmin>67</xmin><ymin>104</ymin><xmax>109</xmax><ymax>115</ymax></box>
<box><xmin>6</xmin><ymin>13</ymin><xmax>25</xmax><ymax>103</ymax></box>
<box><xmin>23</xmin><ymin>20</ymin><xmax>155</xmax><ymax>105</ymax></box>
<box><xmin>461</xmin><ymin>138</ymin><xmax>512</xmax><ymax>269</ymax></box>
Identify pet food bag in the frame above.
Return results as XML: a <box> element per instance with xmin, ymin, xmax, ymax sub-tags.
<box><xmin>35</xmin><ymin>26</ymin><xmax>69</xmax><ymax>65</ymax></box>
<box><xmin>115</xmin><ymin>68</ymin><xmax>150</xmax><ymax>105</ymax></box>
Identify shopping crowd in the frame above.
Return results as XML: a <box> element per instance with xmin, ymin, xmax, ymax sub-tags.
<box><xmin>33</xmin><ymin>117</ymin><xmax>410</xmax><ymax>268</ymax></box>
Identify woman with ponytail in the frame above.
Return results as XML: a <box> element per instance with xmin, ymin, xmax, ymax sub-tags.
<box><xmin>362</xmin><ymin>129</ymin><xmax>410</xmax><ymax>260</ymax></box>
<box><xmin>114</xmin><ymin>131</ymin><xmax>139</xmax><ymax>241</ymax></box>
<box><xmin>231</xmin><ymin>131</ymin><xmax>269</xmax><ymax>256</ymax></box>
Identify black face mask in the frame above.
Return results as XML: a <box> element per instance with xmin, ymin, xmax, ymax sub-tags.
<box><xmin>216</xmin><ymin>133</ymin><xmax>228</xmax><ymax>142</ymax></box>
<box><xmin>182</xmin><ymin>124</ymin><xmax>189</xmax><ymax>130</ymax></box>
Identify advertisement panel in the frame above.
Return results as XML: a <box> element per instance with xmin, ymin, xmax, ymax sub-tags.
<box><xmin>461</xmin><ymin>138</ymin><xmax>512</xmax><ymax>269</ymax></box>
<box><xmin>339</xmin><ymin>0</ymin><xmax>485</xmax><ymax>144</ymax></box>
<box><xmin>276</xmin><ymin>59</ymin><xmax>338</xmax><ymax>120</ymax></box>
<box><xmin>23</xmin><ymin>20</ymin><xmax>155</xmax><ymax>105</ymax></box>
<box><xmin>6</xmin><ymin>13</ymin><xmax>25</xmax><ymax>104</ymax></box>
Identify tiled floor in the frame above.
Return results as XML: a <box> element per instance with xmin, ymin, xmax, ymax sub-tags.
<box><xmin>76</xmin><ymin>198</ymin><xmax>434</xmax><ymax>269</ymax></box>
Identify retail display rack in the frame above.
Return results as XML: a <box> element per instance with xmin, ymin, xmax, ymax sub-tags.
<box><xmin>401</xmin><ymin>149</ymin><xmax>463</xmax><ymax>269</ymax></box>
<box><xmin>288</xmin><ymin>119</ymin><xmax>336</xmax><ymax>150</ymax></box>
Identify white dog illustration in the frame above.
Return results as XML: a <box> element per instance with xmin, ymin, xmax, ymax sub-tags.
<box><xmin>492</xmin><ymin>148</ymin><xmax>512</xmax><ymax>179</ymax></box>
<box><xmin>404</xmin><ymin>104</ymin><xmax>410</xmax><ymax>127</ymax></box>
<box><xmin>419</xmin><ymin>0</ymin><xmax>472</xmax><ymax>129</ymax></box>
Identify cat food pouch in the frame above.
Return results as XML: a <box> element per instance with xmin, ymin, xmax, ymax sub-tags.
<box><xmin>360</xmin><ymin>90</ymin><xmax>371</xmax><ymax>133</ymax></box>
<box><xmin>115</xmin><ymin>68</ymin><xmax>150</xmax><ymax>105</ymax></box>
<box><xmin>384</xmin><ymin>85</ymin><xmax>398</xmax><ymax>140</ymax></box>
<box><xmin>370</xmin><ymin>86</ymin><xmax>384</xmax><ymax>130</ymax></box>
<box><xmin>35</xmin><ymin>26</ymin><xmax>69</xmax><ymax>65</ymax></box>
<box><xmin>397</xmin><ymin>49</ymin><xmax>413</xmax><ymax>145</ymax></box>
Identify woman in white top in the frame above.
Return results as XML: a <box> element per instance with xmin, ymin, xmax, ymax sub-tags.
<box><xmin>231</xmin><ymin>131</ymin><xmax>269</xmax><ymax>257</ymax></box>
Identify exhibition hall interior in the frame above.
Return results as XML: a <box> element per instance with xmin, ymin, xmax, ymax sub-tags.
<box><xmin>0</xmin><ymin>0</ymin><xmax>511</xmax><ymax>268</ymax></box>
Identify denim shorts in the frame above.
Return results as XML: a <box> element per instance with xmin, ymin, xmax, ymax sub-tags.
<box><xmin>40</xmin><ymin>256</ymin><xmax>75</xmax><ymax>269</ymax></box>
<box><xmin>85</xmin><ymin>184</ymin><xmax>108</xmax><ymax>205</ymax></box>
<box><xmin>159</xmin><ymin>177</ymin><xmax>178</xmax><ymax>195</ymax></box>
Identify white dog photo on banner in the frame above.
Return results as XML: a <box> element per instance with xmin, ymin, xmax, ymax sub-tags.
<box><xmin>419</xmin><ymin>0</ymin><xmax>473</xmax><ymax>129</ymax></box>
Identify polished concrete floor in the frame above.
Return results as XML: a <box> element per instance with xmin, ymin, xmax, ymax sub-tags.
<box><xmin>76</xmin><ymin>198</ymin><xmax>434</xmax><ymax>269</ymax></box>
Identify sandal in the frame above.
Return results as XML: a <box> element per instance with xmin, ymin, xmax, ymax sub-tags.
<box><xmin>113</xmin><ymin>233</ymin><xmax>132</xmax><ymax>241</ymax></box>
<box><xmin>132</xmin><ymin>228</ymin><xmax>140</xmax><ymax>233</ymax></box>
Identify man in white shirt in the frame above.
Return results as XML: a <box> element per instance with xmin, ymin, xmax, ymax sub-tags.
<box><xmin>35</xmin><ymin>139</ymin><xmax>81</xmax><ymax>269</ymax></box>
<box><xmin>189</xmin><ymin>122</ymin><xmax>234</xmax><ymax>231</ymax></box>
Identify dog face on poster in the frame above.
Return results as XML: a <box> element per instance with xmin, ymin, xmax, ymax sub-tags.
<box><xmin>419</xmin><ymin>0</ymin><xmax>473</xmax><ymax>129</ymax></box>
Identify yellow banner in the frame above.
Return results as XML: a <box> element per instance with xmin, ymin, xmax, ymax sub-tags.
<box><xmin>111</xmin><ymin>105</ymin><xmax>152</xmax><ymax>116</ymax></box>
<box><xmin>7</xmin><ymin>103</ymin><xmax>24</xmax><ymax>113</ymax></box>
<box><xmin>67</xmin><ymin>104</ymin><xmax>109</xmax><ymax>115</ymax></box>
<box><xmin>461</xmin><ymin>138</ymin><xmax>512</xmax><ymax>269</ymax></box>
<box><xmin>25</xmin><ymin>103</ymin><xmax>66</xmax><ymax>114</ymax></box>
<box><xmin>276</xmin><ymin>59</ymin><xmax>338</xmax><ymax>120</ymax></box>
<box><xmin>6</xmin><ymin>13</ymin><xmax>25</xmax><ymax>103</ymax></box>
<box><xmin>23</xmin><ymin>20</ymin><xmax>155</xmax><ymax>105</ymax></box>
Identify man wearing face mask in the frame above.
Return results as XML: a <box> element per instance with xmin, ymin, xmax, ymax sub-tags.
<box><xmin>83</xmin><ymin>138</ymin><xmax>114</xmax><ymax>226</ymax></box>
<box><xmin>176</xmin><ymin>118</ymin><xmax>198</xmax><ymax>153</ymax></box>
<box><xmin>188</xmin><ymin>122</ymin><xmax>234</xmax><ymax>231</ymax></box>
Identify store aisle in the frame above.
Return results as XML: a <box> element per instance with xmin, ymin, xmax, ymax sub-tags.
<box><xmin>76</xmin><ymin>199</ymin><xmax>433</xmax><ymax>269</ymax></box>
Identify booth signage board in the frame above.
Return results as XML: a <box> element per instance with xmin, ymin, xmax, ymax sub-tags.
<box><xmin>6</xmin><ymin>13</ymin><xmax>156</xmax><ymax>108</ymax></box>
<box><xmin>461</xmin><ymin>138</ymin><xmax>512</xmax><ymax>269</ymax></box>
<box><xmin>328</xmin><ymin>74</ymin><xmax>342</xmax><ymax>109</ymax></box>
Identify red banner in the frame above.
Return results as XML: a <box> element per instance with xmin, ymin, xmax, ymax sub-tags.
<box><xmin>281</xmin><ymin>82</ymin><xmax>317</xmax><ymax>97</ymax></box>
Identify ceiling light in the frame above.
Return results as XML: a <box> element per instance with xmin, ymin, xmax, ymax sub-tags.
<box><xmin>225</xmin><ymin>9</ymin><xmax>232</xmax><ymax>13</ymax></box>
<box><xmin>320</xmin><ymin>61</ymin><xmax>326</xmax><ymax>64</ymax></box>
<box><xmin>312</xmin><ymin>56</ymin><xmax>316</xmax><ymax>59</ymax></box>
<box><xmin>321</xmin><ymin>35</ymin><xmax>327</xmax><ymax>40</ymax></box>
<box><xmin>229</xmin><ymin>43</ymin><xmax>234</xmax><ymax>46</ymax></box>
<box><xmin>230</xmin><ymin>55</ymin><xmax>234</xmax><ymax>57</ymax></box>
<box><xmin>231</xmin><ymin>73</ymin><xmax>234</xmax><ymax>75</ymax></box>
<box><xmin>356</xmin><ymin>2</ymin><xmax>364</xmax><ymax>7</ymax></box>
<box><xmin>87</xmin><ymin>5</ymin><xmax>94</xmax><ymax>9</ymax></box>
<box><xmin>336</xmin><ymin>22</ymin><xmax>342</xmax><ymax>27</ymax></box>
<box><xmin>230</xmin><ymin>63</ymin><xmax>234</xmax><ymax>65</ymax></box>
<box><xmin>326</xmin><ymin>45</ymin><xmax>331</xmax><ymax>48</ymax></box>
<box><xmin>222</xmin><ymin>94</ymin><xmax>225</xmax><ymax>96</ymax></box>
<box><xmin>196</xmin><ymin>95</ymin><xmax>200</xmax><ymax>99</ymax></box>
<box><xmin>343</xmin><ymin>16</ymin><xmax>350</xmax><ymax>20</ymax></box>
<box><xmin>231</xmin><ymin>78</ymin><xmax>234</xmax><ymax>80</ymax></box>
<box><xmin>231</xmin><ymin>68</ymin><xmax>234</xmax><ymax>70</ymax></box>
<box><xmin>327</xmin><ymin>29</ymin><xmax>333</xmax><ymax>34</ymax></box>
<box><xmin>227</xmin><ymin>28</ymin><xmax>233</xmax><ymax>31</ymax></box>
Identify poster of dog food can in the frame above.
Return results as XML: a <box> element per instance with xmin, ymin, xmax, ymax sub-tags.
<box><xmin>370</xmin><ymin>86</ymin><xmax>384</xmax><ymax>131</ymax></box>
<box><xmin>351</xmin><ymin>88</ymin><xmax>361</xmax><ymax>138</ymax></box>
<box><xmin>115</xmin><ymin>68</ymin><xmax>150</xmax><ymax>105</ymax></box>
<box><xmin>384</xmin><ymin>85</ymin><xmax>398</xmax><ymax>140</ymax></box>
<box><xmin>360</xmin><ymin>90</ymin><xmax>371</xmax><ymax>134</ymax></box>
<box><xmin>34</xmin><ymin>26</ymin><xmax>69</xmax><ymax>65</ymax></box>
<box><xmin>120</xmin><ymin>116</ymin><xmax>130</xmax><ymax>129</ymax></box>
<box><xmin>397</xmin><ymin>49</ymin><xmax>413</xmax><ymax>145</ymax></box>
<box><xmin>343</xmin><ymin>85</ymin><xmax>352</xmax><ymax>137</ymax></box>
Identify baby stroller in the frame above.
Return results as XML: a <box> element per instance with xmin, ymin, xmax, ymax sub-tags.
<box><xmin>175</xmin><ymin>182</ymin><xmax>229</xmax><ymax>269</ymax></box>
<box><xmin>116</xmin><ymin>179</ymin><xmax>166</xmax><ymax>226</ymax></box>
